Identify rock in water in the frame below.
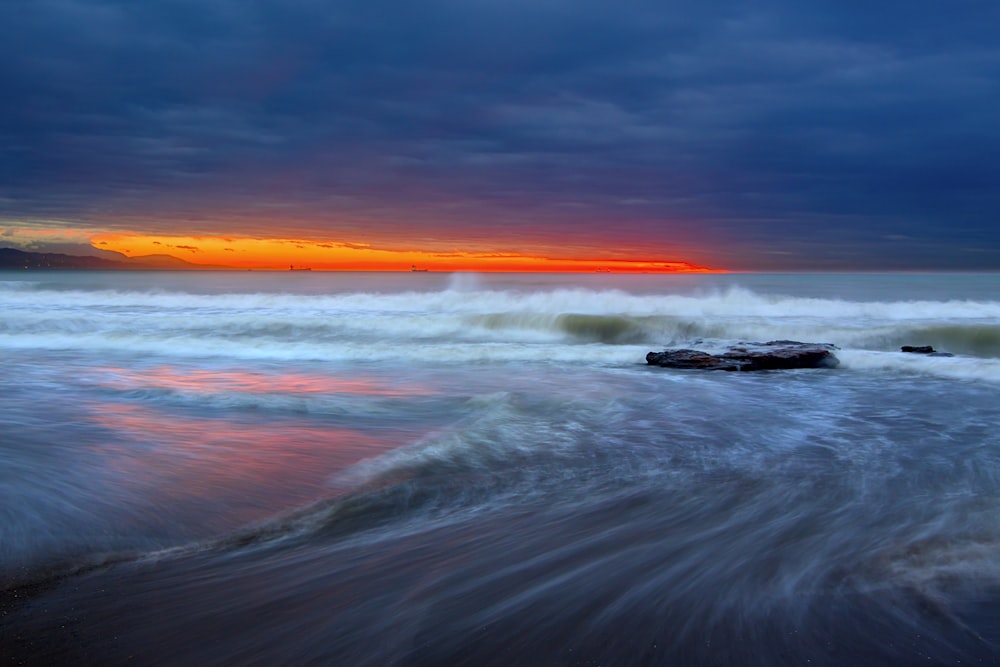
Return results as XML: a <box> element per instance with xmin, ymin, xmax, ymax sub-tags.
<box><xmin>646</xmin><ymin>341</ymin><xmax>839</xmax><ymax>372</ymax></box>
<box><xmin>644</xmin><ymin>349</ymin><xmax>743</xmax><ymax>371</ymax></box>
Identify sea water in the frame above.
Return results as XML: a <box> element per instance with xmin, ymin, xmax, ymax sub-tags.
<box><xmin>1</xmin><ymin>271</ymin><xmax>999</xmax><ymax>665</ymax></box>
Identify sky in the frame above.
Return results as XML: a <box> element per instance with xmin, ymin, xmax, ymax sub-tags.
<box><xmin>1</xmin><ymin>0</ymin><xmax>998</xmax><ymax>271</ymax></box>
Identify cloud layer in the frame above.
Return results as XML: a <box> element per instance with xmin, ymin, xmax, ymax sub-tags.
<box><xmin>2</xmin><ymin>0</ymin><xmax>999</xmax><ymax>269</ymax></box>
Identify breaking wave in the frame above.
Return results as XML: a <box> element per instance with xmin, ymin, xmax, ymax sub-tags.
<box><xmin>3</xmin><ymin>281</ymin><xmax>999</xmax><ymax>364</ymax></box>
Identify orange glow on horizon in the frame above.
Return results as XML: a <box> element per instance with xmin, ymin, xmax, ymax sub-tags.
<box><xmin>90</xmin><ymin>233</ymin><xmax>725</xmax><ymax>273</ymax></box>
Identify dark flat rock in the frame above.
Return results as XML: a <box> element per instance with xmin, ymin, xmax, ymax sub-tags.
<box><xmin>646</xmin><ymin>341</ymin><xmax>839</xmax><ymax>372</ymax></box>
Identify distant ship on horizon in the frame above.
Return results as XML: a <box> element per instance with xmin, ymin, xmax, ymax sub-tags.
<box><xmin>289</xmin><ymin>265</ymin><xmax>312</xmax><ymax>271</ymax></box>
<box><xmin>411</xmin><ymin>265</ymin><xmax>429</xmax><ymax>272</ymax></box>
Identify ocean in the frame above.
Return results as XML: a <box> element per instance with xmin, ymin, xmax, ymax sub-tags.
<box><xmin>2</xmin><ymin>270</ymin><xmax>1000</xmax><ymax>665</ymax></box>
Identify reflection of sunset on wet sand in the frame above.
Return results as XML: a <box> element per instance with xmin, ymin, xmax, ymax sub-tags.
<box><xmin>91</xmin><ymin>365</ymin><xmax>430</xmax><ymax>397</ymax></box>
<box><xmin>76</xmin><ymin>363</ymin><xmax>441</xmax><ymax>533</ymax></box>
<box><xmin>85</xmin><ymin>401</ymin><xmax>410</xmax><ymax>525</ymax></box>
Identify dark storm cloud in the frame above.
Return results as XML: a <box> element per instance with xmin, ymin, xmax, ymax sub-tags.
<box><xmin>1</xmin><ymin>0</ymin><xmax>998</xmax><ymax>268</ymax></box>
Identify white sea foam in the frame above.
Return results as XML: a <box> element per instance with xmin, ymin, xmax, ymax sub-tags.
<box><xmin>837</xmin><ymin>349</ymin><xmax>1000</xmax><ymax>383</ymax></box>
<box><xmin>2</xmin><ymin>280</ymin><xmax>999</xmax><ymax>364</ymax></box>
<box><xmin>4</xmin><ymin>280</ymin><xmax>1000</xmax><ymax>318</ymax></box>
<box><xmin>336</xmin><ymin>390</ymin><xmax>635</xmax><ymax>490</ymax></box>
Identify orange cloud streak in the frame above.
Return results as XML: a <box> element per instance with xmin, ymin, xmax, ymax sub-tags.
<box><xmin>91</xmin><ymin>233</ymin><xmax>724</xmax><ymax>273</ymax></box>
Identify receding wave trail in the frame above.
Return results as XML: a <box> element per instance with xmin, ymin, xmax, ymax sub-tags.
<box><xmin>5</xmin><ymin>375</ymin><xmax>1000</xmax><ymax>666</ymax></box>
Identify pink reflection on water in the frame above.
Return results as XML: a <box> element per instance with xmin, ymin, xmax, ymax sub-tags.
<box><xmin>91</xmin><ymin>366</ymin><xmax>428</xmax><ymax>397</ymax></box>
<box><xmin>86</xmin><ymin>402</ymin><xmax>416</xmax><ymax>531</ymax></box>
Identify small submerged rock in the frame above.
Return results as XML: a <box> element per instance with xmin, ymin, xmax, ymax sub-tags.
<box><xmin>901</xmin><ymin>345</ymin><xmax>954</xmax><ymax>357</ymax></box>
<box><xmin>646</xmin><ymin>340</ymin><xmax>839</xmax><ymax>372</ymax></box>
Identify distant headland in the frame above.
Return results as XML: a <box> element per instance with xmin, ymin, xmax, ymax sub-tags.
<box><xmin>0</xmin><ymin>248</ymin><xmax>228</xmax><ymax>270</ymax></box>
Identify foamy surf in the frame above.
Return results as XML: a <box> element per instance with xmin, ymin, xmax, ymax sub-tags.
<box><xmin>3</xmin><ymin>277</ymin><xmax>1000</xmax><ymax>365</ymax></box>
<box><xmin>838</xmin><ymin>348</ymin><xmax>1000</xmax><ymax>382</ymax></box>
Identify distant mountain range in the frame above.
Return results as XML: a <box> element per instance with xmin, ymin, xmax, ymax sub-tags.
<box><xmin>0</xmin><ymin>248</ymin><xmax>228</xmax><ymax>270</ymax></box>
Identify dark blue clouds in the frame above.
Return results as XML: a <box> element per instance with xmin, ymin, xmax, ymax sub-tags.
<box><xmin>1</xmin><ymin>0</ymin><xmax>998</xmax><ymax>268</ymax></box>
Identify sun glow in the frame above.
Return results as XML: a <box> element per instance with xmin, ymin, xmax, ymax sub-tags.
<box><xmin>90</xmin><ymin>233</ymin><xmax>724</xmax><ymax>273</ymax></box>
